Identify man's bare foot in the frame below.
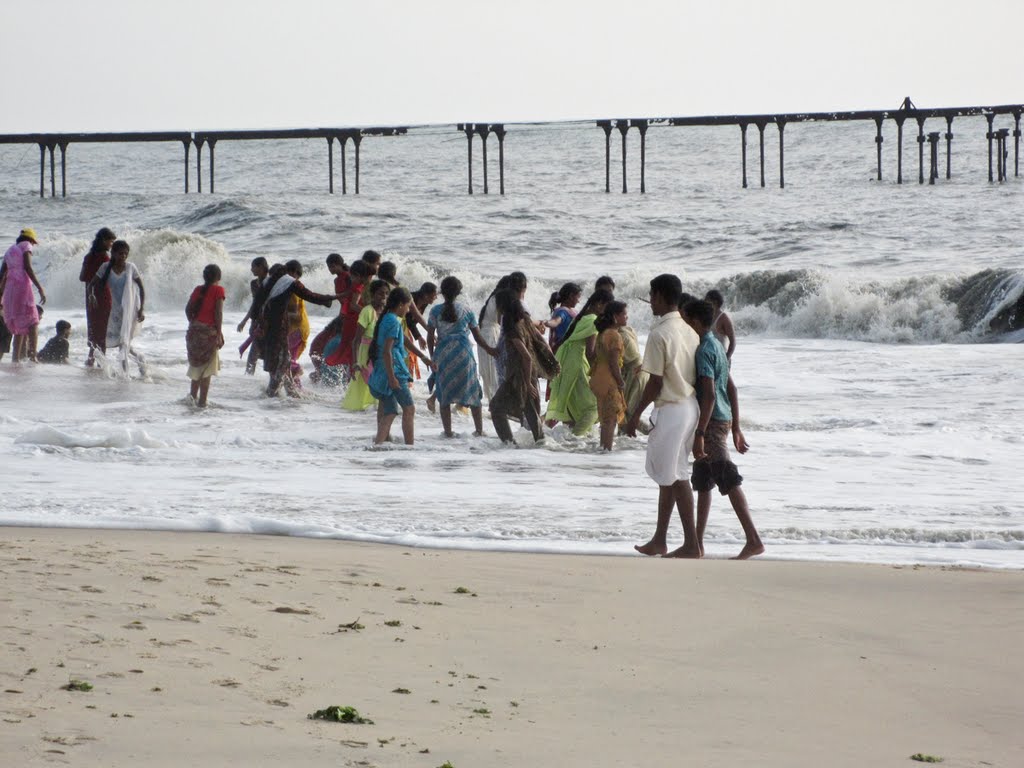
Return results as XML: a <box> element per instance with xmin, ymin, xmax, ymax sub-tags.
<box><xmin>732</xmin><ymin>543</ymin><xmax>765</xmax><ymax>560</ymax></box>
<box><xmin>634</xmin><ymin>540</ymin><xmax>667</xmax><ymax>556</ymax></box>
<box><xmin>663</xmin><ymin>544</ymin><xmax>702</xmax><ymax>559</ymax></box>
<box><xmin>426</xmin><ymin>397</ymin><xmax>436</xmax><ymax>414</ymax></box>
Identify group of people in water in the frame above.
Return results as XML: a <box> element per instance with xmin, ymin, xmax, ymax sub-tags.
<box><xmin>4</xmin><ymin>226</ymin><xmax>760</xmax><ymax>559</ymax></box>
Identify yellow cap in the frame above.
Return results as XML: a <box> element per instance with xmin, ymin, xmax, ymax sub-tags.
<box><xmin>19</xmin><ymin>227</ymin><xmax>38</xmax><ymax>244</ymax></box>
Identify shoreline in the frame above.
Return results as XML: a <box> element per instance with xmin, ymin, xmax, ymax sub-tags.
<box><xmin>1</xmin><ymin>521</ymin><xmax>1019</xmax><ymax>572</ymax></box>
<box><xmin>2</xmin><ymin>527</ymin><xmax>1021</xmax><ymax>767</ymax></box>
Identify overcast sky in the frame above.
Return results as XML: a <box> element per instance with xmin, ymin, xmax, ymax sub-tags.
<box><xmin>3</xmin><ymin>0</ymin><xmax>1021</xmax><ymax>133</ymax></box>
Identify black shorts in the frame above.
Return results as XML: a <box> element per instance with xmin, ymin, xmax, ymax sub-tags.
<box><xmin>691</xmin><ymin>458</ymin><xmax>743</xmax><ymax>495</ymax></box>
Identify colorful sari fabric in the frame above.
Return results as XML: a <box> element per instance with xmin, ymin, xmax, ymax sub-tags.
<box><xmin>545</xmin><ymin>314</ymin><xmax>599</xmax><ymax>435</ymax></box>
<box><xmin>262</xmin><ymin>277</ymin><xmax>333</xmax><ymax>396</ymax></box>
<box><xmin>326</xmin><ymin>279</ymin><xmax>365</xmax><ymax>369</ymax></box>
<box><xmin>342</xmin><ymin>304</ymin><xmax>379</xmax><ymax>411</ymax></box>
<box><xmin>619</xmin><ymin>325</ymin><xmax>649</xmax><ymax>417</ymax></box>
<box><xmin>589</xmin><ymin>328</ymin><xmax>626</xmax><ymax>424</ymax></box>
<box><xmin>186</xmin><ymin>321</ymin><xmax>221</xmax><ymax>381</ymax></box>
<box><xmin>287</xmin><ymin>295</ymin><xmax>310</xmax><ymax>377</ymax></box>
<box><xmin>428</xmin><ymin>302</ymin><xmax>483</xmax><ymax>407</ymax></box>
<box><xmin>81</xmin><ymin>249</ymin><xmax>111</xmax><ymax>354</ymax></box>
<box><xmin>1</xmin><ymin>243</ymin><xmax>39</xmax><ymax>335</ymax></box>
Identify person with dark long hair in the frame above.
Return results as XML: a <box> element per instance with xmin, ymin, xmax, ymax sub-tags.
<box><xmin>545</xmin><ymin>288</ymin><xmax>613</xmax><ymax>436</ymax></box>
<box><xmin>427</xmin><ymin>276</ymin><xmax>497</xmax><ymax>437</ymax></box>
<box><xmin>478</xmin><ymin>272</ymin><xmax>527</xmax><ymax>400</ymax></box>
<box><xmin>78</xmin><ymin>227</ymin><xmax>116</xmax><ymax>366</ymax></box>
<box><xmin>368</xmin><ymin>287</ymin><xmax>418</xmax><ymax>445</ymax></box>
<box><xmin>87</xmin><ymin>239</ymin><xmax>146</xmax><ymax>374</ymax></box>
<box><xmin>489</xmin><ymin>296</ymin><xmax>559</xmax><ymax>445</ymax></box>
<box><xmin>185</xmin><ymin>264</ymin><xmax>225</xmax><ymax>407</ymax></box>
<box><xmin>589</xmin><ymin>301</ymin><xmax>628</xmax><ymax>450</ymax></box>
<box><xmin>258</xmin><ymin>264</ymin><xmax>336</xmax><ymax>397</ymax></box>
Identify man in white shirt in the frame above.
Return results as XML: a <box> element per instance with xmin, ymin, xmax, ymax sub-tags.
<box><xmin>625</xmin><ymin>274</ymin><xmax>701</xmax><ymax>557</ymax></box>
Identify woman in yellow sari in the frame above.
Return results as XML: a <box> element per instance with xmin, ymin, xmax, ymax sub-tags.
<box><xmin>589</xmin><ymin>301</ymin><xmax>628</xmax><ymax>450</ymax></box>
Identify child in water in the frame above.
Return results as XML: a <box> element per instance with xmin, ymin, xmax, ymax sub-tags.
<box><xmin>37</xmin><ymin>320</ymin><xmax>71</xmax><ymax>364</ymax></box>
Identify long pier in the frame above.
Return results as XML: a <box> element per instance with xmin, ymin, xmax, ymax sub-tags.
<box><xmin>1</xmin><ymin>99</ymin><xmax>1020</xmax><ymax>197</ymax></box>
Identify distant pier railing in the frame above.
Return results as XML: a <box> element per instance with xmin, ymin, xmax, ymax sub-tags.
<box><xmin>1</xmin><ymin>99</ymin><xmax>1020</xmax><ymax>197</ymax></box>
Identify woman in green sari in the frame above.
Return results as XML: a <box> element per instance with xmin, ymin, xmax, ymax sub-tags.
<box><xmin>544</xmin><ymin>288</ymin><xmax>613</xmax><ymax>436</ymax></box>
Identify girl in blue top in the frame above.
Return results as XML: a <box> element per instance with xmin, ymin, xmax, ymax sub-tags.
<box><xmin>369</xmin><ymin>287</ymin><xmax>429</xmax><ymax>445</ymax></box>
<box><xmin>545</xmin><ymin>282</ymin><xmax>582</xmax><ymax>353</ymax></box>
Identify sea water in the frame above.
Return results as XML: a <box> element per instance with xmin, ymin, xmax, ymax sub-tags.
<box><xmin>1</xmin><ymin>120</ymin><xmax>1022</xmax><ymax>567</ymax></box>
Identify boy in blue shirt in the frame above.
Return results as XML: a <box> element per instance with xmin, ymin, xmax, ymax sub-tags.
<box><xmin>682</xmin><ymin>299</ymin><xmax>764</xmax><ymax>560</ymax></box>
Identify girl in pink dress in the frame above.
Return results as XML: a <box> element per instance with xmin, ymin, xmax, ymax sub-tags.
<box><xmin>0</xmin><ymin>229</ymin><xmax>47</xmax><ymax>363</ymax></box>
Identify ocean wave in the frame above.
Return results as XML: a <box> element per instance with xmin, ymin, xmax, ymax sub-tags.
<box><xmin>763</xmin><ymin>526</ymin><xmax>1024</xmax><ymax>548</ymax></box>
<box><xmin>14</xmin><ymin>425</ymin><xmax>169</xmax><ymax>450</ymax></box>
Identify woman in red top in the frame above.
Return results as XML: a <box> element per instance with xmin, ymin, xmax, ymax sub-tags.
<box><xmin>185</xmin><ymin>264</ymin><xmax>226</xmax><ymax>407</ymax></box>
<box><xmin>324</xmin><ymin>259</ymin><xmax>370</xmax><ymax>379</ymax></box>
<box><xmin>78</xmin><ymin>227</ymin><xmax>117</xmax><ymax>366</ymax></box>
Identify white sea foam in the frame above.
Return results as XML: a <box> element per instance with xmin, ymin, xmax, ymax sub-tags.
<box><xmin>1</xmin><ymin>121</ymin><xmax>1022</xmax><ymax>566</ymax></box>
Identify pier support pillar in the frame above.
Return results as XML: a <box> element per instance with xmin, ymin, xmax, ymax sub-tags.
<box><xmin>757</xmin><ymin>121</ymin><xmax>766</xmax><ymax>188</ymax></box>
<box><xmin>928</xmin><ymin>132</ymin><xmax>939</xmax><ymax>184</ymax></box>
<box><xmin>617</xmin><ymin>120</ymin><xmax>629</xmax><ymax>193</ymax></box>
<box><xmin>740</xmin><ymin>123</ymin><xmax>748</xmax><ymax>188</ymax></box>
<box><xmin>895</xmin><ymin>116</ymin><xmax>905</xmax><ymax>185</ymax></box>
<box><xmin>353</xmin><ymin>134</ymin><xmax>362</xmax><ymax>194</ymax></box>
<box><xmin>59</xmin><ymin>141</ymin><xmax>68</xmax><ymax>198</ymax></box>
<box><xmin>182</xmin><ymin>140</ymin><xmax>191</xmax><ymax>193</ymax></box>
<box><xmin>48</xmin><ymin>142</ymin><xmax>56</xmax><ymax>197</ymax></box>
<box><xmin>1014</xmin><ymin>112</ymin><xmax>1021</xmax><ymax>177</ymax></box>
<box><xmin>637</xmin><ymin>119</ymin><xmax>648</xmax><ymax>194</ymax></box>
<box><xmin>464</xmin><ymin>125</ymin><xmax>474</xmax><ymax>195</ymax></box>
<box><xmin>195</xmin><ymin>139</ymin><xmax>203</xmax><ymax>193</ymax></box>
<box><xmin>986</xmin><ymin>113</ymin><xmax>994</xmax><ymax>182</ymax></box>
<box><xmin>479</xmin><ymin>126</ymin><xmax>489</xmax><ymax>194</ymax></box>
<box><xmin>327</xmin><ymin>136</ymin><xmax>334</xmax><ymax>194</ymax></box>
<box><xmin>996</xmin><ymin>128</ymin><xmax>1009</xmax><ymax>182</ymax></box>
<box><xmin>38</xmin><ymin>143</ymin><xmax>45</xmax><ymax>198</ymax></box>
<box><xmin>945</xmin><ymin>116</ymin><xmax>953</xmax><ymax>180</ymax></box>
<box><xmin>340</xmin><ymin>135</ymin><xmax>349</xmax><ymax>194</ymax></box>
<box><xmin>874</xmin><ymin>118</ymin><xmax>884</xmax><ymax>181</ymax></box>
<box><xmin>916</xmin><ymin>117</ymin><xmax>926</xmax><ymax>184</ymax></box>
<box><xmin>599</xmin><ymin>121</ymin><xmax>612</xmax><ymax>193</ymax></box>
<box><xmin>208</xmin><ymin>139</ymin><xmax>217</xmax><ymax>194</ymax></box>
<box><xmin>777</xmin><ymin>120</ymin><xmax>786</xmax><ymax>188</ymax></box>
<box><xmin>494</xmin><ymin>125</ymin><xmax>506</xmax><ymax>195</ymax></box>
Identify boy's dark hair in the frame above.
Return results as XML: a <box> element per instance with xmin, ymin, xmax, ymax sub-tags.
<box><xmin>326</xmin><ymin>253</ymin><xmax>345</xmax><ymax>268</ymax></box>
<box><xmin>251</xmin><ymin>256</ymin><xmax>269</xmax><ymax>270</ymax></box>
<box><xmin>361</xmin><ymin>249</ymin><xmax>382</xmax><ymax>265</ymax></box>
<box><xmin>379</xmin><ymin>261</ymin><xmax>398</xmax><ymax>283</ymax></box>
<box><xmin>413</xmin><ymin>282</ymin><xmax>438</xmax><ymax>300</ymax></box>
<box><xmin>705</xmin><ymin>289</ymin><xmax>724</xmax><ymax>308</ymax></box>
<box><xmin>650</xmin><ymin>274</ymin><xmax>682</xmax><ymax>308</ymax></box>
<box><xmin>595</xmin><ymin>275</ymin><xmax>616</xmax><ymax>292</ymax></box>
<box><xmin>683</xmin><ymin>299</ymin><xmax>715</xmax><ymax>328</ymax></box>
<box><xmin>677</xmin><ymin>292</ymin><xmax>696</xmax><ymax>310</ymax></box>
<box><xmin>367</xmin><ymin>279</ymin><xmax>389</xmax><ymax>297</ymax></box>
<box><xmin>284</xmin><ymin>259</ymin><xmax>303</xmax><ymax>277</ymax></box>
<box><xmin>56</xmin><ymin>320</ymin><xmax>71</xmax><ymax>334</ymax></box>
<box><xmin>349</xmin><ymin>260</ymin><xmax>370</xmax><ymax>280</ymax></box>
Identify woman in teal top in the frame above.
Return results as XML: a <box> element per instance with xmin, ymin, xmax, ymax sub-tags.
<box><xmin>544</xmin><ymin>288</ymin><xmax>613</xmax><ymax>436</ymax></box>
<box><xmin>368</xmin><ymin>287</ymin><xmax>418</xmax><ymax>445</ymax></box>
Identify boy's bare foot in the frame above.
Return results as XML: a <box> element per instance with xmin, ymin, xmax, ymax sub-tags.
<box><xmin>663</xmin><ymin>544</ymin><xmax>701</xmax><ymax>559</ymax></box>
<box><xmin>634</xmin><ymin>540</ymin><xmax>667</xmax><ymax>556</ymax></box>
<box><xmin>732</xmin><ymin>543</ymin><xmax>765</xmax><ymax>560</ymax></box>
<box><xmin>426</xmin><ymin>396</ymin><xmax>436</xmax><ymax>414</ymax></box>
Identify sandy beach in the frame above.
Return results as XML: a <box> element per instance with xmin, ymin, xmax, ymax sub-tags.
<box><xmin>1</xmin><ymin>528</ymin><xmax>1021</xmax><ymax>767</ymax></box>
